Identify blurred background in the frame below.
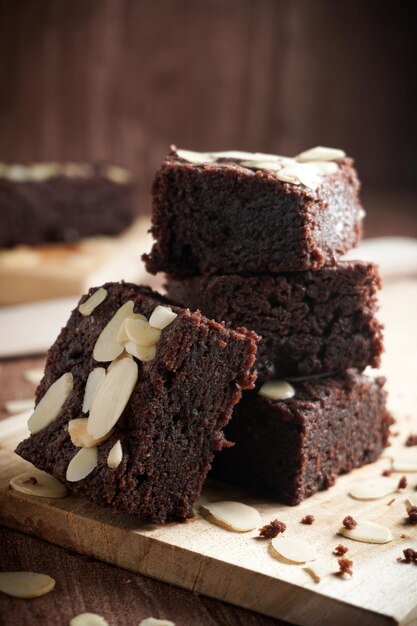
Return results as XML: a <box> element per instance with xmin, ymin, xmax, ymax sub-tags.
<box><xmin>0</xmin><ymin>0</ymin><xmax>416</xmax><ymax>235</ymax></box>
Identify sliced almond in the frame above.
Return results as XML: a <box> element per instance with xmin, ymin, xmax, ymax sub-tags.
<box><xmin>82</xmin><ymin>368</ymin><xmax>106</xmax><ymax>413</ymax></box>
<box><xmin>303</xmin><ymin>561</ymin><xmax>327</xmax><ymax>583</ymax></box>
<box><xmin>308</xmin><ymin>161</ymin><xmax>339</xmax><ymax>174</ymax></box>
<box><xmin>296</xmin><ymin>146</ymin><xmax>346</xmax><ymax>162</ymax></box>
<box><xmin>70</xmin><ymin>613</ymin><xmax>109</xmax><ymax>626</ymax></box>
<box><xmin>4</xmin><ymin>398</ymin><xmax>34</xmax><ymax>414</ymax></box>
<box><xmin>78</xmin><ymin>287</ymin><xmax>108</xmax><ymax>316</ymax></box>
<box><xmin>123</xmin><ymin>317</ymin><xmax>161</xmax><ymax>346</ymax></box>
<box><xmin>148</xmin><ymin>305</ymin><xmax>178</xmax><ymax>330</ymax></box>
<box><xmin>139</xmin><ymin>617</ymin><xmax>175</xmax><ymax>626</ymax></box>
<box><xmin>10</xmin><ymin>470</ymin><xmax>68</xmax><ymax>498</ymax></box>
<box><xmin>349</xmin><ymin>477</ymin><xmax>398</xmax><ymax>500</ymax></box>
<box><xmin>276</xmin><ymin>168</ymin><xmax>300</xmax><ymax>185</ymax></box>
<box><xmin>271</xmin><ymin>536</ymin><xmax>317</xmax><ymax>563</ymax></box>
<box><xmin>201</xmin><ymin>501</ymin><xmax>261</xmax><ymax>532</ymax></box>
<box><xmin>107</xmin><ymin>352</ymin><xmax>133</xmax><ymax>372</ymax></box>
<box><xmin>240</xmin><ymin>160</ymin><xmax>284</xmax><ymax>171</ymax></box>
<box><xmin>391</xmin><ymin>452</ymin><xmax>417</xmax><ymax>472</ymax></box>
<box><xmin>68</xmin><ymin>418</ymin><xmax>112</xmax><ymax>448</ymax></box>
<box><xmin>0</xmin><ymin>571</ymin><xmax>55</xmax><ymax>598</ymax></box>
<box><xmin>107</xmin><ymin>440</ymin><xmax>123</xmax><ymax>469</ymax></box>
<box><xmin>338</xmin><ymin>519</ymin><xmax>393</xmax><ymax>544</ymax></box>
<box><xmin>23</xmin><ymin>368</ymin><xmax>44</xmax><ymax>386</ymax></box>
<box><xmin>87</xmin><ymin>357</ymin><xmax>138</xmax><ymax>439</ymax></box>
<box><xmin>105</xmin><ymin>164</ymin><xmax>131</xmax><ymax>184</ymax></box>
<box><xmin>259</xmin><ymin>380</ymin><xmax>295</xmax><ymax>401</ymax></box>
<box><xmin>116</xmin><ymin>312</ymin><xmax>147</xmax><ymax>343</ymax></box>
<box><xmin>66</xmin><ymin>447</ymin><xmax>98</xmax><ymax>482</ymax></box>
<box><xmin>93</xmin><ymin>301</ymin><xmax>135</xmax><ymax>362</ymax></box>
<box><xmin>125</xmin><ymin>341</ymin><xmax>156</xmax><ymax>362</ymax></box>
<box><xmin>176</xmin><ymin>149</ymin><xmax>215</xmax><ymax>164</ymax></box>
<box><xmin>290</xmin><ymin>163</ymin><xmax>322</xmax><ymax>189</ymax></box>
<box><xmin>28</xmin><ymin>373</ymin><xmax>73</xmax><ymax>434</ymax></box>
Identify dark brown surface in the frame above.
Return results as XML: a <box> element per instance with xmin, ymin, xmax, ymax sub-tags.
<box><xmin>167</xmin><ymin>261</ymin><xmax>383</xmax><ymax>382</ymax></box>
<box><xmin>0</xmin><ymin>164</ymin><xmax>136</xmax><ymax>247</ymax></box>
<box><xmin>145</xmin><ymin>150</ymin><xmax>362</xmax><ymax>276</ymax></box>
<box><xmin>16</xmin><ymin>283</ymin><xmax>257</xmax><ymax>523</ymax></box>
<box><xmin>211</xmin><ymin>372</ymin><xmax>391</xmax><ymax>505</ymax></box>
<box><xmin>0</xmin><ymin>357</ymin><xmax>284</xmax><ymax>626</ymax></box>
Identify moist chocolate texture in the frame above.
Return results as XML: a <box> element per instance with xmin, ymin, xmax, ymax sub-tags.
<box><xmin>210</xmin><ymin>371</ymin><xmax>391</xmax><ymax>505</ymax></box>
<box><xmin>144</xmin><ymin>147</ymin><xmax>363</xmax><ymax>276</ymax></box>
<box><xmin>0</xmin><ymin>163</ymin><xmax>136</xmax><ymax>247</ymax></box>
<box><xmin>16</xmin><ymin>282</ymin><xmax>258</xmax><ymax>523</ymax></box>
<box><xmin>167</xmin><ymin>261</ymin><xmax>383</xmax><ymax>382</ymax></box>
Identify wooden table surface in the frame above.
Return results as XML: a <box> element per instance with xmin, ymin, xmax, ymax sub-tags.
<box><xmin>0</xmin><ymin>356</ymin><xmax>283</xmax><ymax>626</ymax></box>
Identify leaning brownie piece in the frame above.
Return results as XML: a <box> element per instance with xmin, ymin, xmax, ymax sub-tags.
<box><xmin>144</xmin><ymin>146</ymin><xmax>363</xmax><ymax>276</ymax></box>
<box><xmin>0</xmin><ymin>162</ymin><xmax>136</xmax><ymax>247</ymax></box>
<box><xmin>167</xmin><ymin>261</ymin><xmax>383</xmax><ymax>382</ymax></box>
<box><xmin>211</xmin><ymin>372</ymin><xmax>391</xmax><ymax>505</ymax></box>
<box><xmin>16</xmin><ymin>283</ymin><xmax>257</xmax><ymax>523</ymax></box>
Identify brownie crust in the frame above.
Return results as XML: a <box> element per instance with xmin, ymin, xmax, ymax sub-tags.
<box><xmin>211</xmin><ymin>372</ymin><xmax>391</xmax><ymax>505</ymax></box>
<box><xmin>144</xmin><ymin>147</ymin><xmax>363</xmax><ymax>276</ymax></box>
<box><xmin>16</xmin><ymin>283</ymin><xmax>258</xmax><ymax>523</ymax></box>
<box><xmin>0</xmin><ymin>163</ymin><xmax>136</xmax><ymax>247</ymax></box>
<box><xmin>167</xmin><ymin>261</ymin><xmax>383</xmax><ymax>382</ymax></box>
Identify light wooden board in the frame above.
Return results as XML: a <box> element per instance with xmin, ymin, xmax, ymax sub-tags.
<box><xmin>1</xmin><ymin>281</ymin><xmax>417</xmax><ymax>626</ymax></box>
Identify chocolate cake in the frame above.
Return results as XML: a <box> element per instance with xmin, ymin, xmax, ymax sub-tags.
<box><xmin>16</xmin><ymin>283</ymin><xmax>258</xmax><ymax>523</ymax></box>
<box><xmin>0</xmin><ymin>162</ymin><xmax>136</xmax><ymax>247</ymax></box>
<box><xmin>144</xmin><ymin>146</ymin><xmax>363</xmax><ymax>276</ymax></box>
<box><xmin>210</xmin><ymin>371</ymin><xmax>391</xmax><ymax>505</ymax></box>
<box><xmin>167</xmin><ymin>261</ymin><xmax>383</xmax><ymax>381</ymax></box>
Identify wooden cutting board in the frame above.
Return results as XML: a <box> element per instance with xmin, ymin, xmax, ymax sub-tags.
<box><xmin>1</xmin><ymin>281</ymin><xmax>417</xmax><ymax>626</ymax></box>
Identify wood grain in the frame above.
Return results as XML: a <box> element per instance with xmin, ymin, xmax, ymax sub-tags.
<box><xmin>1</xmin><ymin>281</ymin><xmax>417</xmax><ymax>626</ymax></box>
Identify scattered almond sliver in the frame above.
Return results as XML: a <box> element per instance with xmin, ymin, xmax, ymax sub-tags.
<box><xmin>391</xmin><ymin>452</ymin><xmax>417</xmax><ymax>473</ymax></box>
<box><xmin>349</xmin><ymin>477</ymin><xmax>398</xmax><ymax>500</ymax></box>
<box><xmin>258</xmin><ymin>380</ymin><xmax>295</xmax><ymax>401</ymax></box>
<box><xmin>125</xmin><ymin>341</ymin><xmax>156</xmax><ymax>362</ymax></box>
<box><xmin>93</xmin><ymin>301</ymin><xmax>135</xmax><ymax>362</ymax></box>
<box><xmin>68</xmin><ymin>418</ymin><xmax>113</xmax><ymax>448</ymax></box>
<box><xmin>303</xmin><ymin>561</ymin><xmax>327</xmax><ymax>583</ymax></box>
<box><xmin>148</xmin><ymin>305</ymin><xmax>178</xmax><ymax>330</ymax></box>
<box><xmin>4</xmin><ymin>398</ymin><xmax>34</xmax><ymax>414</ymax></box>
<box><xmin>78</xmin><ymin>287</ymin><xmax>108</xmax><ymax>316</ymax></box>
<box><xmin>0</xmin><ymin>571</ymin><xmax>55</xmax><ymax>598</ymax></box>
<box><xmin>123</xmin><ymin>317</ymin><xmax>161</xmax><ymax>347</ymax></box>
<box><xmin>23</xmin><ymin>368</ymin><xmax>44</xmax><ymax>386</ymax></box>
<box><xmin>107</xmin><ymin>440</ymin><xmax>123</xmax><ymax>469</ymax></box>
<box><xmin>70</xmin><ymin>613</ymin><xmax>109</xmax><ymax>626</ymax></box>
<box><xmin>10</xmin><ymin>470</ymin><xmax>68</xmax><ymax>498</ymax></box>
<box><xmin>338</xmin><ymin>519</ymin><xmax>393</xmax><ymax>544</ymax></box>
<box><xmin>271</xmin><ymin>536</ymin><xmax>317</xmax><ymax>563</ymax></box>
<box><xmin>139</xmin><ymin>618</ymin><xmax>176</xmax><ymax>626</ymax></box>
<box><xmin>201</xmin><ymin>501</ymin><xmax>261</xmax><ymax>532</ymax></box>
<box><xmin>66</xmin><ymin>447</ymin><xmax>98</xmax><ymax>482</ymax></box>
<box><xmin>27</xmin><ymin>372</ymin><xmax>73</xmax><ymax>434</ymax></box>
<box><xmin>82</xmin><ymin>368</ymin><xmax>106</xmax><ymax>414</ymax></box>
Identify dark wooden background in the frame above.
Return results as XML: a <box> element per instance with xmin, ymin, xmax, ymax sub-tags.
<box><xmin>0</xmin><ymin>0</ymin><xmax>416</xmax><ymax>225</ymax></box>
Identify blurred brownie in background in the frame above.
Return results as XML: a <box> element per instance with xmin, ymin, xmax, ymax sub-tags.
<box><xmin>0</xmin><ymin>162</ymin><xmax>136</xmax><ymax>247</ymax></box>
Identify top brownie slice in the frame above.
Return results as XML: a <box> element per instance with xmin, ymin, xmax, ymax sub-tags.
<box><xmin>16</xmin><ymin>283</ymin><xmax>258</xmax><ymax>523</ymax></box>
<box><xmin>144</xmin><ymin>146</ymin><xmax>363</xmax><ymax>276</ymax></box>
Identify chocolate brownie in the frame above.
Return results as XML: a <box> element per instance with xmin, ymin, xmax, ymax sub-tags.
<box><xmin>16</xmin><ymin>283</ymin><xmax>258</xmax><ymax>523</ymax></box>
<box><xmin>210</xmin><ymin>371</ymin><xmax>391</xmax><ymax>505</ymax></box>
<box><xmin>167</xmin><ymin>261</ymin><xmax>383</xmax><ymax>382</ymax></box>
<box><xmin>0</xmin><ymin>162</ymin><xmax>136</xmax><ymax>247</ymax></box>
<box><xmin>144</xmin><ymin>146</ymin><xmax>363</xmax><ymax>276</ymax></box>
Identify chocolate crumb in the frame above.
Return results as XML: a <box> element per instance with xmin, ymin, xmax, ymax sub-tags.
<box><xmin>300</xmin><ymin>514</ymin><xmax>315</xmax><ymax>525</ymax></box>
<box><xmin>22</xmin><ymin>476</ymin><xmax>38</xmax><ymax>485</ymax></box>
<box><xmin>382</xmin><ymin>469</ymin><xmax>392</xmax><ymax>477</ymax></box>
<box><xmin>258</xmin><ymin>519</ymin><xmax>286</xmax><ymax>539</ymax></box>
<box><xmin>405</xmin><ymin>434</ymin><xmax>417</xmax><ymax>447</ymax></box>
<box><xmin>398</xmin><ymin>476</ymin><xmax>408</xmax><ymax>489</ymax></box>
<box><xmin>333</xmin><ymin>544</ymin><xmax>348</xmax><ymax>556</ymax></box>
<box><xmin>338</xmin><ymin>558</ymin><xmax>353</xmax><ymax>576</ymax></box>
<box><xmin>402</xmin><ymin>548</ymin><xmax>417</xmax><ymax>563</ymax></box>
<box><xmin>342</xmin><ymin>515</ymin><xmax>357</xmax><ymax>530</ymax></box>
<box><xmin>406</xmin><ymin>506</ymin><xmax>417</xmax><ymax>525</ymax></box>
<box><xmin>387</xmin><ymin>498</ymin><xmax>396</xmax><ymax>506</ymax></box>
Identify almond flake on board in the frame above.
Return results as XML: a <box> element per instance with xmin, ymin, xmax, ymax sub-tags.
<box><xmin>93</xmin><ymin>301</ymin><xmax>135</xmax><ymax>362</ymax></box>
<box><xmin>68</xmin><ymin>418</ymin><xmax>112</xmax><ymax>448</ymax></box>
<box><xmin>271</xmin><ymin>536</ymin><xmax>318</xmax><ymax>564</ymax></box>
<box><xmin>66</xmin><ymin>447</ymin><xmax>98</xmax><ymax>482</ymax></box>
<box><xmin>348</xmin><ymin>477</ymin><xmax>399</xmax><ymax>500</ymax></box>
<box><xmin>10</xmin><ymin>470</ymin><xmax>68</xmax><ymax>498</ymax></box>
<box><xmin>201</xmin><ymin>501</ymin><xmax>261</xmax><ymax>532</ymax></box>
<box><xmin>391</xmin><ymin>451</ymin><xmax>417</xmax><ymax>473</ymax></box>
<box><xmin>82</xmin><ymin>368</ymin><xmax>106</xmax><ymax>413</ymax></box>
<box><xmin>148</xmin><ymin>305</ymin><xmax>178</xmax><ymax>330</ymax></box>
<box><xmin>107</xmin><ymin>440</ymin><xmax>123</xmax><ymax>469</ymax></box>
<box><xmin>138</xmin><ymin>619</ymin><xmax>176</xmax><ymax>626</ymax></box>
<box><xmin>27</xmin><ymin>373</ymin><xmax>73</xmax><ymax>434</ymax></box>
<box><xmin>296</xmin><ymin>146</ymin><xmax>346</xmax><ymax>162</ymax></box>
<box><xmin>338</xmin><ymin>519</ymin><xmax>393</xmax><ymax>544</ymax></box>
<box><xmin>79</xmin><ymin>287</ymin><xmax>108</xmax><ymax>316</ymax></box>
<box><xmin>259</xmin><ymin>380</ymin><xmax>295</xmax><ymax>401</ymax></box>
<box><xmin>70</xmin><ymin>613</ymin><xmax>109</xmax><ymax>626</ymax></box>
<box><xmin>4</xmin><ymin>398</ymin><xmax>34</xmax><ymax>414</ymax></box>
<box><xmin>303</xmin><ymin>561</ymin><xmax>327</xmax><ymax>583</ymax></box>
<box><xmin>23</xmin><ymin>368</ymin><xmax>44</xmax><ymax>386</ymax></box>
<box><xmin>0</xmin><ymin>571</ymin><xmax>55</xmax><ymax>598</ymax></box>
<box><xmin>87</xmin><ymin>357</ymin><xmax>138</xmax><ymax>440</ymax></box>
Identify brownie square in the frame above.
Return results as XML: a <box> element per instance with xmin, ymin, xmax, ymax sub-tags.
<box><xmin>0</xmin><ymin>162</ymin><xmax>136</xmax><ymax>247</ymax></box>
<box><xmin>144</xmin><ymin>146</ymin><xmax>363</xmax><ymax>276</ymax></box>
<box><xmin>210</xmin><ymin>372</ymin><xmax>391</xmax><ymax>505</ymax></box>
<box><xmin>167</xmin><ymin>261</ymin><xmax>383</xmax><ymax>382</ymax></box>
<box><xmin>16</xmin><ymin>283</ymin><xmax>258</xmax><ymax>523</ymax></box>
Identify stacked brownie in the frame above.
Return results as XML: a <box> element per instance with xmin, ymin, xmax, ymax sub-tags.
<box><xmin>145</xmin><ymin>145</ymin><xmax>391</xmax><ymax>504</ymax></box>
